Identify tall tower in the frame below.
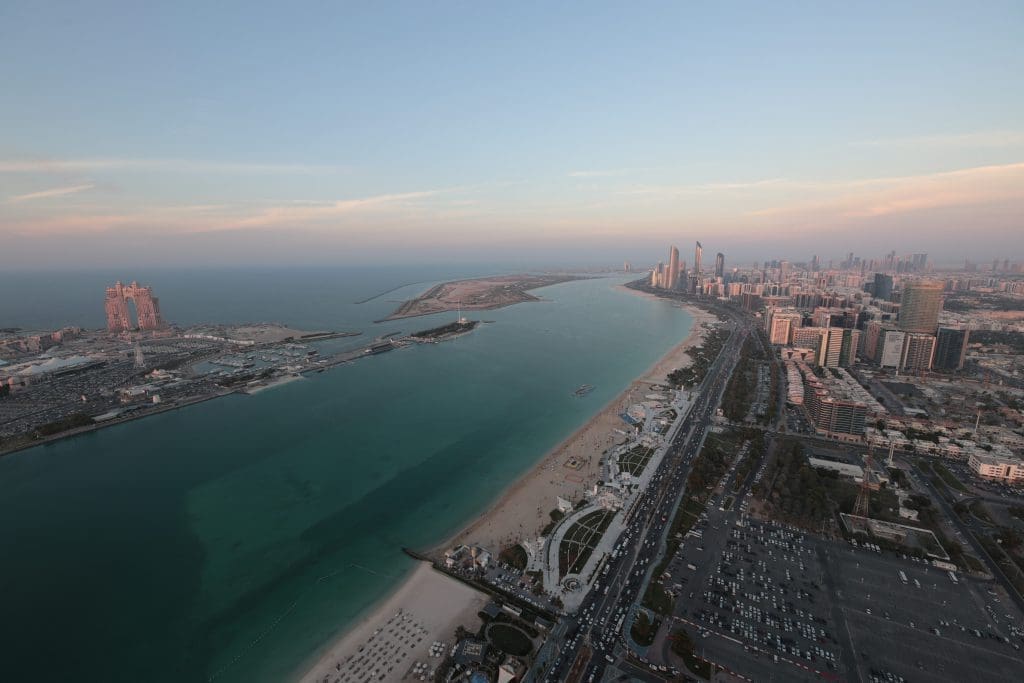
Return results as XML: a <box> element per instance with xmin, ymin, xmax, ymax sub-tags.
<box><xmin>694</xmin><ymin>241</ymin><xmax>703</xmax><ymax>276</ymax></box>
<box><xmin>714</xmin><ymin>252</ymin><xmax>725</xmax><ymax>279</ymax></box>
<box><xmin>853</xmin><ymin>449</ymin><xmax>874</xmax><ymax>517</ymax></box>
<box><xmin>898</xmin><ymin>281</ymin><xmax>943</xmax><ymax>334</ymax></box>
<box><xmin>667</xmin><ymin>246</ymin><xmax>680</xmax><ymax>290</ymax></box>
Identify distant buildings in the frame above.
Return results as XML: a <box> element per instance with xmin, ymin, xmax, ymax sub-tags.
<box><xmin>898</xmin><ymin>281</ymin><xmax>943</xmax><ymax>334</ymax></box>
<box><xmin>105</xmin><ymin>281</ymin><xmax>165</xmax><ymax>333</ymax></box>
<box><xmin>714</xmin><ymin>252</ymin><xmax>725</xmax><ymax>279</ymax></box>
<box><xmin>694</xmin><ymin>241</ymin><xmax>703</xmax><ymax>276</ymax></box>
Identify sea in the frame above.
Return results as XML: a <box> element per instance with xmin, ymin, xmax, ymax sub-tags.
<box><xmin>0</xmin><ymin>266</ymin><xmax>692</xmax><ymax>683</ymax></box>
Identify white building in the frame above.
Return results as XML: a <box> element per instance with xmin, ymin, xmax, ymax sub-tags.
<box><xmin>967</xmin><ymin>453</ymin><xmax>1024</xmax><ymax>483</ymax></box>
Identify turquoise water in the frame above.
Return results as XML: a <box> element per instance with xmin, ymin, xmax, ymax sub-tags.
<box><xmin>0</xmin><ymin>273</ymin><xmax>690</xmax><ymax>683</ymax></box>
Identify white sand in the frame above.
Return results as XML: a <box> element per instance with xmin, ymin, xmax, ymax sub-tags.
<box><xmin>295</xmin><ymin>563</ymin><xmax>489</xmax><ymax>683</ymax></box>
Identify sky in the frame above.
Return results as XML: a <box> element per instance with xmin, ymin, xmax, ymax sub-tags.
<box><xmin>1</xmin><ymin>1</ymin><xmax>1022</xmax><ymax>269</ymax></box>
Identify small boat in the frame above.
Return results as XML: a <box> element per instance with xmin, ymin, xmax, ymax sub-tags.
<box><xmin>573</xmin><ymin>384</ymin><xmax>594</xmax><ymax>397</ymax></box>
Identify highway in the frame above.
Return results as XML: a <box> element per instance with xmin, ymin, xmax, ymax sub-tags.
<box><xmin>526</xmin><ymin>309</ymin><xmax>754</xmax><ymax>682</ymax></box>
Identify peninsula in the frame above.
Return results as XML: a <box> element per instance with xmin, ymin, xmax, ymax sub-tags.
<box><xmin>381</xmin><ymin>274</ymin><xmax>586</xmax><ymax>321</ymax></box>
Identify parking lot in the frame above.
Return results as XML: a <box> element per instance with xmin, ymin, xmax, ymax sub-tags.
<box><xmin>820</xmin><ymin>536</ymin><xmax>1024</xmax><ymax>682</ymax></box>
<box><xmin>669</xmin><ymin>507</ymin><xmax>1024</xmax><ymax>682</ymax></box>
<box><xmin>679</xmin><ymin>517</ymin><xmax>846</xmax><ymax>679</ymax></box>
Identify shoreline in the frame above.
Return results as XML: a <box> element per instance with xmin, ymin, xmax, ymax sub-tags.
<box><xmin>291</xmin><ymin>288</ymin><xmax>715</xmax><ymax>681</ymax></box>
<box><xmin>431</xmin><ymin>292</ymin><xmax>715</xmax><ymax>555</ymax></box>
<box><xmin>292</xmin><ymin>562</ymin><xmax>489</xmax><ymax>683</ymax></box>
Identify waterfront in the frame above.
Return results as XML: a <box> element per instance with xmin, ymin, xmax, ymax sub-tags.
<box><xmin>0</xmin><ymin>270</ymin><xmax>693</xmax><ymax>683</ymax></box>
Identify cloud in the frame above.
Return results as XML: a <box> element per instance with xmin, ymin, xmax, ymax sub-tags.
<box><xmin>219</xmin><ymin>190</ymin><xmax>447</xmax><ymax>231</ymax></box>
<box><xmin>2</xmin><ymin>187</ymin><xmax>458</xmax><ymax>238</ymax></box>
<box><xmin>567</xmin><ymin>169</ymin><xmax>632</xmax><ymax>178</ymax></box>
<box><xmin>851</xmin><ymin>130</ymin><xmax>1024</xmax><ymax>149</ymax></box>
<box><xmin>0</xmin><ymin>158</ymin><xmax>348</xmax><ymax>175</ymax></box>
<box><xmin>618</xmin><ymin>178</ymin><xmax>789</xmax><ymax>196</ymax></box>
<box><xmin>747</xmin><ymin>162</ymin><xmax>1024</xmax><ymax>221</ymax></box>
<box><xmin>4</xmin><ymin>183</ymin><xmax>96</xmax><ymax>203</ymax></box>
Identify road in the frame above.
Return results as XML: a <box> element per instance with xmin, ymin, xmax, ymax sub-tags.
<box><xmin>526</xmin><ymin>308</ymin><xmax>754</xmax><ymax>682</ymax></box>
<box><xmin>910</xmin><ymin>465</ymin><xmax>1024</xmax><ymax>615</ymax></box>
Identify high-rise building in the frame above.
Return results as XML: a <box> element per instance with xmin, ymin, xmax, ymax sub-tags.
<box><xmin>652</xmin><ymin>263</ymin><xmax>665</xmax><ymax>288</ymax></box>
<box><xmin>667</xmin><ymin>246</ymin><xmax>680</xmax><ymax>290</ymax></box>
<box><xmin>714</xmin><ymin>252</ymin><xmax>725</xmax><ymax>279</ymax></box>
<box><xmin>873</xmin><ymin>273</ymin><xmax>894</xmax><ymax>301</ymax></box>
<box><xmin>105</xmin><ymin>281</ymin><xmax>165</xmax><ymax>333</ymax></box>
<box><xmin>818</xmin><ymin>328</ymin><xmax>859</xmax><ymax>368</ymax></box>
<box><xmin>933</xmin><ymin>327</ymin><xmax>970</xmax><ymax>371</ymax></box>
<box><xmin>792</xmin><ymin>327</ymin><xmax>828</xmax><ymax>359</ymax></box>
<box><xmin>878</xmin><ymin>329</ymin><xmax>906</xmax><ymax>368</ymax></box>
<box><xmin>900</xmin><ymin>333</ymin><xmax>935</xmax><ymax>373</ymax></box>
<box><xmin>694</xmin><ymin>241</ymin><xmax>703</xmax><ymax>276</ymax></box>
<box><xmin>898</xmin><ymin>281</ymin><xmax>943</xmax><ymax>334</ymax></box>
<box><xmin>765</xmin><ymin>308</ymin><xmax>803</xmax><ymax>345</ymax></box>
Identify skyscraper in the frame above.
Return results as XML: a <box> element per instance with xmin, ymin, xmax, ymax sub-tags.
<box><xmin>898</xmin><ymin>281</ymin><xmax>943</xmax><ymax>334</ymax></box>
<box><xmin>873</xmin><ymin>273</ymin><xmax>894</xmax><ymax>301</ymax></box>
<box><xmin>934</xmin><ymin>327</ymin><xmax>970</xmax><ymax>371</ymax></box>
<box><xmin>714</xmin><ymin>252</ymin><xmax>725</xmax><ymax>279</ymax></box>
<box><xmin>667</xmin><ymin>246</ymin><xmax>680</xmax><ymax>290</ymax></box>
<box><xmin>694</xmin><ymin>241</ymin><xmax>703</xmax><ymax>276</ymax></box>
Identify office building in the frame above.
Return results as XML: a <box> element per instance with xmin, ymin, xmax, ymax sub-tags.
<box><xmin>714</xmin><ymin>252</ymin><xmax>725</xmax><ymax>279</ymax></box>
<box><xmin>873</xmin><ymin>273</ymin><xmax>894</xmax><ymax>301</ymax></box>
<box><xmin>694</xmin><ymin>241</ymin><xmax>703</xmax><ymax>276</ymax></box>
<box><xmin>933</xmin><ymin>327</ymin><xmax>970</xmax><ymax>371</ymax></box>
<box><xmin>898</xmin><ymin>281</ymin><xmax>943</xmax><ymax>334</ymax></box>
<box><xmin>967</xmin><ymin>453</ymin><xmax>1024</xmax><ymax>483</ymax></box>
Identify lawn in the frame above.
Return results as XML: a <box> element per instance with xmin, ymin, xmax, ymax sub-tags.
<box><xmin>619</xmin><ymin>445</ymin><xmax>656</xmax><ymax>477</ymax></box>
<box><xmin>558</xmin><ymin>509</ymin><xmax>616</xmax><ymax>577</ymax></box>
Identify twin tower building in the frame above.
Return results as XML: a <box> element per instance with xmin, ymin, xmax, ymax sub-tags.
<box><xmin>104</xmin><ymin>281</ymin><xmax>165</xmax><ymax>333</ymax></box>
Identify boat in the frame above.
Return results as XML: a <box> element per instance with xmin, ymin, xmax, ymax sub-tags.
<box><xmin>573</xmin><ymin>384</ymin><xmax>594</xmax><ymax>397</ymax></box>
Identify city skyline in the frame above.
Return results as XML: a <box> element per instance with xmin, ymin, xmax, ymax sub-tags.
<box><xmin>2</xmin><ymin>2</ymin><xmax>1023</xmax><ymax>268</ymax></box>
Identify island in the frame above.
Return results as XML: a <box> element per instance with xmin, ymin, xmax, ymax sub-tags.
<box><xmin>409</xmin><ymin>319</ymin><xmax>480</xmax><ymax>341</ymax></box>
<box><xmin>381</xmin><ymin>274</ymin><xmax>586</xmax><ymax>321</ymax></box>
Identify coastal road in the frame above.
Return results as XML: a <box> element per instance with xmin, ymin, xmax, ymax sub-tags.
<box><xmin>528</xmin><ymin>310</ymin><xmax>754</xmax><ymax>682</ymax></box>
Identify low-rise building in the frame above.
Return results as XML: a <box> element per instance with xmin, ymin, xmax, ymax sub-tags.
<box><xmin>967</xmin><ymin>452</ymin><xmax>1024</xmax><ymax>482</ymax></box>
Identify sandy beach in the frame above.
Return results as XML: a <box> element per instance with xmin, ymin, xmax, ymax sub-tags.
<box><xmin>437</xmin><ymin>294</ymin><xmax>716</xmax><ymax>554</ymax></box>
<box><xmin>294</xmin><ymin>290</ymin><xmax>715</xmax><ymax>681</ymax></box>
<box><xmin>295</xmin><ymin>563</ymin><xmax>489</xmax><ymax>683</ymax></box>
